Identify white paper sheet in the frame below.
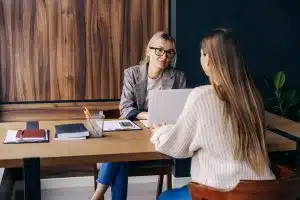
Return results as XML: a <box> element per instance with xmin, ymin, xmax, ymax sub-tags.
<box><xmin>4</xmin><ymin>130</ymin><xmax>18</xmax><ymax>143</ymax></box>
<box><xmin>140</xmin><ymin>120</ymin><xmax>149</xmax><ymax>127</ymax></box>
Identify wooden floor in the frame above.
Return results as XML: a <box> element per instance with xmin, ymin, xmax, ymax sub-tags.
<box><xmin>13</xmin><ymin>182</ymin><xmax>161</xmax><ymax>200</ymax></box>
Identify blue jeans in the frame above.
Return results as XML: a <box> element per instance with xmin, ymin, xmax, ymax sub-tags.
<box><xmin>158</xmin><ymin>186</ymin><xmax>191</xmax><ymax>200</ymax></box>
<box><xmin>97</xmin><ymin>160</ymin><xmax>172</xmax><ymax>200</ymax></box>
<box><xmin>96</xmin><ymin>162</ymin><xmax>129</xmax><ymax>200</ymax></box>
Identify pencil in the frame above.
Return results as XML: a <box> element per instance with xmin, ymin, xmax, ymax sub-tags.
<box><xmin>82</xmin><ymin>106</ymin><xmax>91</xmax><ymax>118</ymax></box>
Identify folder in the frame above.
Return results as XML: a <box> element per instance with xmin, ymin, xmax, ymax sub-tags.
<box><xmin>4</xmin><ymin>129</ymin><xmax>49</xmax><ymax>144</ymax></box>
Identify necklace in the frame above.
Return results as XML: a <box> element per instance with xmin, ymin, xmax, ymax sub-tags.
<box><xmin>148</xmin><ymin>73</ymin><xmax>162</xmax><ymax>79</ymax></box>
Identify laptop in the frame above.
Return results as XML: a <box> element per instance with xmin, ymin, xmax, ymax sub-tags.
<box><xmin>147</xmin><ymin>89</ymin><xmax>193</xmax><ymax>127</ymax></box>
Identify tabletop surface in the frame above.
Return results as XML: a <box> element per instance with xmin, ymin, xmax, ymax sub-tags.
<box><xmin>0</xmin><ymin>113</ymin><xmax>298</xmax><ymax>168</ymax></box>
<box><xmin>0</xmin><ymin>120</ymin><xmax>169</xmax><ymax>168</ymax></box>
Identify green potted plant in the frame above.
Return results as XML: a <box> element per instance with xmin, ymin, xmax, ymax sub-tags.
<box><xmin>266</xmin><ymin>71</ymin><xmax>299</xmax><ymax>118</ymax></box>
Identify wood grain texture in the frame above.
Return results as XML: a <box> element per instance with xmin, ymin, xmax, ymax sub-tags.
<box><xmin>0</xmin><ymin>0</ymin><xmax>168</xmax><ymax>102</ymax></box>
<box><xmin>0</xmin><ymin>120</ymin><xmax>169</xmax><ymax>168</ymax></box>
<box><xmin>0</xmin><ymin>101</ymin><xmax>120</xmax><ymax>122</ymax></box>
<box><xmin>266</xmin><ymin>130</ymin><xmax>296</xmax><ymax>152</ymax></box>
<box><xmin>0</xmin><ymin>114</ymin><xmax>298</xmax><ymax>168</ymax></box>
<box><xmin>40</xmin><ymin>165</ymin><xmax>94</xmax><ymax>179</ymax></box>
<box><xmin>266</xmin><ymin>111</ymin><xmax>300</xmax><ymax>138</ymax></box>
<box><xmin>188</xmin><ymin>173</ymin><xmax>300</xmax><ymax>200</ymax></box>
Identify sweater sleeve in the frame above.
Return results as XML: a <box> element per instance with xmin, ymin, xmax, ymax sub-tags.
<box><xmin>150</xmin><ymin>89</ymin><xmax>203</xmax><ymax>158</ymax></box>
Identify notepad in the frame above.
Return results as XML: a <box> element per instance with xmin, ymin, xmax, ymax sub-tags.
<box><xmin>97</xmin><ymin>120</ymin><xmax>142</xmax><ymax>132</ymax></box>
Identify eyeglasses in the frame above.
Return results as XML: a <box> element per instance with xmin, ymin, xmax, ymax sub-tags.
<box><xmin>149</xmin><ymin>47</ymin><xmax>176</xmax><ymax>58</ymax></box>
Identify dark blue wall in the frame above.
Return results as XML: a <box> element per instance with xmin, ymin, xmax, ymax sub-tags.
<box><xmin>172</xmin><ymin>0</ymin><xmax>300</xmax><ymax>177</ymax></box>
<box><xmin>176</xmin><ymin>0</ymin><xmax>300</xmax><ymax>93</ymax></box>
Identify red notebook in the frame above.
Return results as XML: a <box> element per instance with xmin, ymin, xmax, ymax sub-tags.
<box><xmin>16</xmin><ymin>129</ymin><xmax>46</xmax><ymax>139</ymax></box>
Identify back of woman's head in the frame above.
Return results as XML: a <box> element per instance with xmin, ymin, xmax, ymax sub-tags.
<box><xmin>201</xmin><ymin>28</ymin><xmax>268</xmax><ymax>175</ymax></box>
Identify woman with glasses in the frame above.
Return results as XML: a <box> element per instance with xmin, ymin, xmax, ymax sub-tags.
<box><xmin>151</xmin><ymin>28</ymin><xmax>275</xmax><ymax>200</ymax></box>
<box><xmin>91</xmin><ymin>31</ymin><xmax>186</xmax><ymax>200</ymax></box>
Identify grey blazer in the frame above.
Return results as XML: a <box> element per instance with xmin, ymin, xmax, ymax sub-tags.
<box><xmin>120</xmin><ymin>64</ymin><xmax>186</xmax><ymax>120</ymax></box>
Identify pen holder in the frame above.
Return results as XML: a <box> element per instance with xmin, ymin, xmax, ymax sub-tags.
<box><xmin>86</xmin><ymin>112</ymin><xmax>105</xmax><ymax>138</ymax></box>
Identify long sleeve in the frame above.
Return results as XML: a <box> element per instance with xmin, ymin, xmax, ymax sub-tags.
<box><xmin>150</xmin><ymin>89</ymin><xmax>203</xmax><ymax>158</ymax></box>
<box><xmin>119</xmin><ymin>69</ymin><xmax>141</xmax><ymax>120</ymax></box>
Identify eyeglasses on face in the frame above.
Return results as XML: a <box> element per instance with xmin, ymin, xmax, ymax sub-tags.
<box><xmin>149</xmin><ymin>47</ymin><xmax>176</xmax><ymax>58</ymax></box>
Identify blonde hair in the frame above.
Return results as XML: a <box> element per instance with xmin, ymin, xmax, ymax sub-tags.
<box><xmin>201</xmin><ymin>28</ymin><xmax>268</xmax><ymax>176</ymax></box>
<box><xmin>140</xmin><ymin>31</ymin><xmax>176</xmax><ymax>67</ymax></box>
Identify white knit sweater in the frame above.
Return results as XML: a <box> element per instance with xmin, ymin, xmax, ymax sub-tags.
<box><xmin>150</xmin><ymin>85</ymin><xmax>275</xmax><ymax>190</ymax></box>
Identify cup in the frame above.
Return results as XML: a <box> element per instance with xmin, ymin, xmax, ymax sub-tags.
<box><xmin>86</xmin><ymin>111</ymin><xmax>105</xmax><ymax>138</ymax></box>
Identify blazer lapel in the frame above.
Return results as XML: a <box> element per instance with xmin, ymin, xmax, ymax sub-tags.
<box><xmin>134</xmin><ymin>65</ymin><xmax>148</xmax><ymax>110</ymax></box>
<box><xmin>161</xmin><ymin>68</ymin><xmax>175</xmax><ymax>89</ymax></box>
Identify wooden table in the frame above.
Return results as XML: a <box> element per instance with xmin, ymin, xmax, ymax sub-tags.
<box><xmin>0</xmin><ymin>114</ymin><xmax>297</xmax><ymax>167</ymax></box>
<box><xmin>0</xmin><ymin>120</ymin><xmax>168</xmax><ymax>200</ymax></box>
<box><xmin>266</xmin><ymin>129</ymin><xmax>296</xmax><ymax>152</ymax></box>
<box><xmin>266</xmin><ymin>112</ymin><xmax>300</xmax><ymax>167</ymax></box>
<box><xmin>266</xmin><ymin>112</ymin><xmax>300</xmax><ymax>138</ymax></box>
<box><xmin>0</xmin><ymin>120</ymin><xmax>168</xmax><ymax>168</ymax></box>
<box><xmin>0</xmin><ymin>114</ymin><xmax>299</xmax><ymax>200</ymax></box>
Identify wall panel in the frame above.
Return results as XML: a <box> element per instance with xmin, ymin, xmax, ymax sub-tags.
<box><xmin>0</xmin><ymin>0</ymin><xmax>168</xmax><ymax>102</ymax></box>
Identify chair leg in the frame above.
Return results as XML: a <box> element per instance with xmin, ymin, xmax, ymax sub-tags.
<box><xmin>93</xmin><ymin>164</ymin><xmax>98</xmax><ymax>191</ymax></box>
<box><xmin>167</xmin><ymin>170</ymin><xmax>172</xmax><ymax>190</ymax></box>
<box><xmin>156</xmin><ymin>174</ymin><xmax>164</xmax><ymax>199</ymax></box>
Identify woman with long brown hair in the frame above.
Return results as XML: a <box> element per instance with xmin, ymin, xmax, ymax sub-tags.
<box><xmin>151</xmin><ymin>28</ymin><xmax>275</xmax><ymax>199</ymax></box>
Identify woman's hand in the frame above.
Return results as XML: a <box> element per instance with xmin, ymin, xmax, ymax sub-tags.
<box><xmin>136</xmin><ymin>112</ymin><xmax>148</xmax><ymax>120</ymax></box>
<box><xmin>150</xmin><ymin>122</ymin><xmax>167</xmax><ymax>134</ymax></box>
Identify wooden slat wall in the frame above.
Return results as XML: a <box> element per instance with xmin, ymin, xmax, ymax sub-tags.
<box><xmin>0</xmin><ymin>0</ymin><xmax>168</xmax><ymax>102</ymax></box>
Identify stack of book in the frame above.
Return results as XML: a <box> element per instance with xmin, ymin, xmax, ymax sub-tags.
<box><xmin>54</xmin><ymin>123</ymin><xmax>89</xmax><ymax>140</ymax></box>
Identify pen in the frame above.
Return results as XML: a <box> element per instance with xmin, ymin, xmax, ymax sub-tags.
<box><xmin>82</xmin><ymin>106</ymin><xmax>92</xmax><ymax>118</ymax></box>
